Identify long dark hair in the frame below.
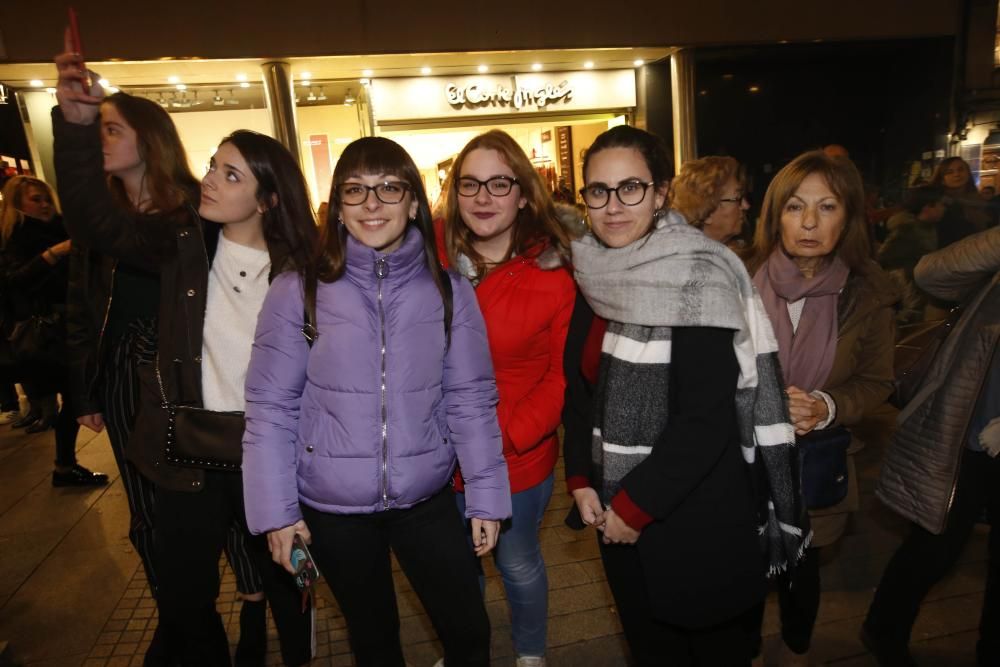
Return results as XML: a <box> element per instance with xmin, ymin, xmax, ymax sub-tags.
<box><xmin>217</xmin><ymin>131</ymin><xmax>317</xmax><ymax>277</ymax></box>
<box><xmin>102</xmin><ymin>92</ymin><xmax>199</xmax><ymax>212</ymax></box>
<box><xmin>440</xmin><ymin>130</ymin><xmax>572</xmax><ymax>279</ymax></box>
<box><xmin>316</xmin><ymin>136</ymin><xmax>452</xmax><ymax>336</ymax></box>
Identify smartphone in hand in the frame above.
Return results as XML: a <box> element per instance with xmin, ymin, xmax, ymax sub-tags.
<box><xmin>66</xmin><ymin>7</ymin><xmax>90</xmax><ymax>95</ymax></box>
<box><xmin>290</xmin><ymin>533</ymin><xmax>320</xmax><ymax>591</ymax></box>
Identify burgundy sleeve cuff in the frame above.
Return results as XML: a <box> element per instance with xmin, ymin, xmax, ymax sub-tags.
<box><xmin>611</xmin><ymin>490</ymin><xmax>654</xmax><ymax>531</ymax></box>
<box><xmin>565</xmin><ymin>475</ymin><xmax>590</xmax><ymax>494</ymax></box>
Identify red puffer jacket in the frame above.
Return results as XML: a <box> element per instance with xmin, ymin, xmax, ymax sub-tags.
<box><xmin>437</xmin><ymin>225</ymin><xmax>576</xmax><ymax>493</ymax></box>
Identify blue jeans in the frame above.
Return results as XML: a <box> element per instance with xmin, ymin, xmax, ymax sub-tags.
<box><xmin>456</xmin><ymin>473</ymin><xmax>554</xmax><ymax>657</ymax></box>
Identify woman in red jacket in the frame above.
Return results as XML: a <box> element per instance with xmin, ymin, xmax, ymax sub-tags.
<box><xmin>439</xmin><ymin>130</ymin><xmax>576</xmax><ymax>667</ymax></box>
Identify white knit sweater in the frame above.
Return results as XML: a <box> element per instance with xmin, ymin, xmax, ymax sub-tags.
<box><xmin>201</xmin><ymin>233</ymin><xmax>271</xmax><ymax>412</ymax></box>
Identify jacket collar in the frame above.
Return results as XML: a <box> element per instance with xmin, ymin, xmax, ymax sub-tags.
<box><xmin>345</xmin><ymin>226</ymin><xmax>427</xmax><ymax>285</ymax></box>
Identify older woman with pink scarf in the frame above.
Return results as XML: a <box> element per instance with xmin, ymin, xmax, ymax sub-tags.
<box><xmin>745</xmin><ymin>151</ymin><xmax>898</xmax><ymax>666</ymax></box>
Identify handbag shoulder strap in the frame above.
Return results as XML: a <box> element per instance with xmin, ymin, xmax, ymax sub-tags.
<box><xmin>153</xmin><ymin>353</ymin><xmax>170</xmax><ymax>406</ymax></box>
<box><xmin>301</xmin><ymin>267</ymin><xmax>319</xmax><ymax>348</ymax></box>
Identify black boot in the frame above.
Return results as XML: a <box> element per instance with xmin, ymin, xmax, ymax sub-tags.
<box><xmin>234</xmin><ymin>598</ymin><xmax>267</xmax><ymax>667</ymax></box>
<box><xmin>52</xmin><ymin>464</ymin><xmax>109</xmax><ymax>487</ymax></box>
<box><xmin>11</xmin><ymin>412</ymin><xmax>39</xmax><ymax>429</ymax></box>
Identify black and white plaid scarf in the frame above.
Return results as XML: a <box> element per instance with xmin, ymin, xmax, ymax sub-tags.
<box><xmin>573</xmin><ymin>211</ymin><xmax>811</xmax><ymax>576</ymax></box>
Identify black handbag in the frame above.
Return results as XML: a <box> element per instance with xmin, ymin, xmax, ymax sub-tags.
<box><xmin>8</xmin><ymin>312</ymin><xmax>65</xmax><ymax>363</ymax></box>
<box><xmin>156</xmin><ymin>269</ymin><xmax>321</xmax><ymax>472</ymax></box>
<box><xmin>797</xmin><ymin>426</ymin><xmax>851</xmax><ymax>510</ymax></box>
<box><xmin>155</xmin><ymin>356</ymin><xmax>245</xmax><ymax>471</ymax></box>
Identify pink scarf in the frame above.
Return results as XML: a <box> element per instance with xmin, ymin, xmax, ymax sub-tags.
<box><xmin>753</xmin><ymin>249</ymin><xmax>849</xmax><ymax>392</ymax></box>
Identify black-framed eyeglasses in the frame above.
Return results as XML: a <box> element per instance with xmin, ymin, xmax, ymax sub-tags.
<box><xmin>718</xmin><ymin>193</ymin><xmax>747</xmax><ymax>205</ymax></box>
<box><xmin>336</xmin><ymin>181</ymin><xmax>411</xmax><ymax>206</ymax></box>
<box><xmin>456</xmin><ymin>176</ymin><xmax>520</xmax><ymax>198</ymax></box>
<box><xmin>579</xmin><ymin>180</ymin><xmax>656</xmax><ymax>209</ymax></box>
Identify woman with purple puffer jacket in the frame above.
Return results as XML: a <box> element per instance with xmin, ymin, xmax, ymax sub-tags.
<box><xmin>242</xmin><ymin>136</ymin><xmax>511</xmax><ymax>667</ymax></box>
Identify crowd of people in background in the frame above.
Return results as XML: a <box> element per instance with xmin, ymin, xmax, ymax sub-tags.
<box><xmin>0</xmin><ymin>33</ymin><xmax>996</xmax><ymax>667</ymax></box>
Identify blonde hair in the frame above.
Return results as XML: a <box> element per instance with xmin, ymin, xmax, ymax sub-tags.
<box><xmin>0</xmin><ymin>176</ymin><xmax>61</xmax><ymax>247</ymax></box>
<box><xmin>669</xmin><ymin>156</ymin><xmax>743</xmax><ymax>229</ymax></box>
<box><xmin>747</xmin><ymin>150</ymin><xmax>872</xmax><ymax>276</ymax></box>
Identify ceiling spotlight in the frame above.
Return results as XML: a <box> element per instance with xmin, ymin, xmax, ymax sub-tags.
<box><xmin>317</xmin><ymin>87</ymin><xmax>327</xmax><ymax>101</ymax></box>
<box><xmin>583</xmin><ymin>61</ymin><xmax>594</xmax><ymax>69</ymax></box>
<box><xmin>531</xmin><ymin>63</ymin><xmax>542</xmax><ymax>71</ymax></box>
<box><xmin>633</xmin><ymin>59</ymin><xmax>645</xmax><ymax>67</ymax></box>
<box><xmin>29</xmin><ymin>79</ymin><xmax>43</xmax><ymax>87</ymax></box>
<box><xmin>167</xmin><ymin>75</ymin><xmax>180</xmax><ymax>84</ymax></box>
<box><xmin>235</xmin><ymin>73</ymin><xmax>248</xmax><ymax>82</ymax></box>
<box><xmin>361</xmin><ymin>69</ymin><xmax>373</xmax><ymax>77</ymax></box>
<box><xmin>301</xmin><ymin>71</ymin><xmax>312</xmax><ymax>80</ymax></box>
<box><xmin>240</xmin><ymin>81</ymin><xmax>250</xmax><ymax>89</ymax></box>
<box><xmin>213</xmin><ymin>90</ymin><xmax>223</xmax><ymax>106</ymax></box>
<box><xmin>477</xmin><ymin>65</ymin><xmax>489</xmax><ymax>73</ymax></box>
<box><xmin>176</xmin><ymin>83</ymin><xmax>187</xmax><ymax>91</ymax></box>
<box><xmin>344</xmin><ymin>89</ymin><xmax>356</xmax><ymax>106</ymax></box>
<box><xmin>748</xmin><ymin>85</ymin><xmax>761</xmax><ymax>93</ymax></box>
<box><xmin>421</xmin><ymin>66</ymin><xmax>432</xmax><ymax>75</ymax></box>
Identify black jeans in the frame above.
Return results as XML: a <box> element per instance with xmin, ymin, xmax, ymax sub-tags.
<box><xmin>866</xmin><ymin>450</ymin><xmax>1000</xmax><ymax>665</ymax></box>
<box><xmin>599</xmin><ymin>535</ymin><xmax>753</xmax><ymax>667</ymax></box>
<box><xmin>302</xmin><ymin>488</ymin><xmax>491</xmax><ymax>667</ymax></box>
<box><xmin>154</xmin><ymin>470</ymin><xmax>311</xmax><ymax>667</ymax></box>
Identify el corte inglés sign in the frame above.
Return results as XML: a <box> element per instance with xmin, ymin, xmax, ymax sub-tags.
<box><xmin>370</xmin><ymin>70</ymin><xmax>636</xmax><ymax>124</ymax></box>
<box><xmin>445</xmin><ymin>77</ymin><xmax>573</xmax><ymax>111</ymax></box>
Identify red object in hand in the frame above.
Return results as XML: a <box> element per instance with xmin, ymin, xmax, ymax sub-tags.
<box><xmin>66</xmin><ymin>7</ymin><xmax>90</xmax><ymax>95</ymax></box>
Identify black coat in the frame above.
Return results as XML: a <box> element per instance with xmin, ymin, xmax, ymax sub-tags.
<box><xmin>1</xmin><ymin>214</ymin><xmax>70</xmax><ymax>321</ymax></box>
<box><xmin>561</xmin><ymin>291</ymin><xmax>767</xmax><ymax>629</ymax></box>
<box><xmin>54</xmin><ymin>108</ymin><xmax>216</xmax><ymax>492</ymax></box>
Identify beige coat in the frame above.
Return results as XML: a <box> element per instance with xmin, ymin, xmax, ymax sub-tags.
<box><xmin>810</xmin><ymin>262</ymin><xmax>899</xmax><ymax>547</ymax></box>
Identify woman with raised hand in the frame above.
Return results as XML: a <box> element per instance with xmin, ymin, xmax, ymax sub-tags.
<box><xmin>438</xmin><ymin>130</ymin><xmax>576</xmax><ymax>667</ymax></box>
<box><xmin>243</xmin><ymin>136</ymin><xmax>511</xmax><ymax>667</ymax></box>
<box><xmin>55</xmin><ymin>41</ymin><xmax>312</xmax><ymax>666</ymax></box>
<box><xmin>563</xmin><ymin>125</ymin><xmax>809</xmax><ymax>666</ymax></box>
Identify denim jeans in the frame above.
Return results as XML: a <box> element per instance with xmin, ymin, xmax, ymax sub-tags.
<box><xmin>457</xmin><ymin>473</ymin><xmax>554</xmax><ymax>657</ymax></box>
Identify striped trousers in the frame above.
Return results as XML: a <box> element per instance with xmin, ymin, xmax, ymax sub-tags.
<box><xmin>101</xmin><ymin>319</ymin><xmax>262</xmax><ymax>596</ymax></box>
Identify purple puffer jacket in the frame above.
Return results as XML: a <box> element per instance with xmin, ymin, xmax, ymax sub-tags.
<box><xmin>242</xmin><ymin>228</ymin><xmax>511</xmax><ymax>534</ymax></box>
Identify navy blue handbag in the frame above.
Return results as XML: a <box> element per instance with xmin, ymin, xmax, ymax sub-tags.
<box><xmin>797</xmin><ymin>426</ymin><xmax>851</xmax><ymax>510</ymax></box>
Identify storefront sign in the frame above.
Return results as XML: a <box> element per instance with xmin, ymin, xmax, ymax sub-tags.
<box><xmin>445</xmin><ymin>77</ymin><xmax>573</xmax><ymax>111</ymax></box>
<box><xmin>371</xmin><ymin>69</ymin><xmax>636</xmax><ymax>124</ymax></box>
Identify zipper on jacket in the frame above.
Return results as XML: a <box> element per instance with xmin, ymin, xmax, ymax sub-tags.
<box><xmin>945</xmin><ymin>336</ymin><xmax>999</xmax><ymax>517</ymax></box>
<box><xmin>87</xmin><ymin>260</ymin><xmax>118</xmax><ymax>400</ymax></box>
<box><xmin>375</xmin><ymin>257</ymin><xmax>390</xmax><ymax>509</ymax></box>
